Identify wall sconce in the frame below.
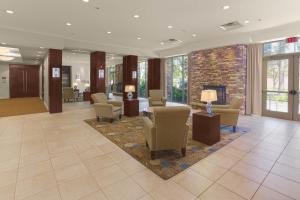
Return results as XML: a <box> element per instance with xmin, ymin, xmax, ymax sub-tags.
<box><xmin>132</xmin><ymin>71</ymin><xmax>137</xmax><ymax>79</ymax></box>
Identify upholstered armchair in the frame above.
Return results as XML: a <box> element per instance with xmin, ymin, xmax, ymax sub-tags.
<box><xmin>143</xmin><ymin>106</ymin><xmax>191</xmax><ymax>159</ymax></box>
<box><xmin>148</xmin><ymin>90</ymin><xmax>167</xmax><ymax>107</ymax></box>
<box><xmin>91</xmin><ymin>93</ymin><xmax>123</xmax><ymax>122</ymax></box>
<box><xmin>198</xmin><ymin>98</ymin><xmax>243</xmax><ymax>132</ymax></box>
<box><xmin>63</xmin><ymin>87</ymin><xmax>75</xmax><ymax>102</ymax></box>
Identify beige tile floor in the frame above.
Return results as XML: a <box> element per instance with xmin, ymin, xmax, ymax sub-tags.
<box><xmin>0</xmin><ymin>103</ymin><xmax>300</xmax><ymax>200</ymax></box>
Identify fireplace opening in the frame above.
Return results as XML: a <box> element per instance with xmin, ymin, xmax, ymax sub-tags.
<box><xmin>203</xmin><ymin>85</ymin><xmax>226</xmax><ymax>105</ymax></box>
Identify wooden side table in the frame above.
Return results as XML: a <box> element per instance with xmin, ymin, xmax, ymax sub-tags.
<box><xmin>192</xmin><ymin>112</ymin><xmax>220</xmax><ymax>145</ymax></box>
<box><xmin>83</xmin><ymin>91</ymin><xmax>90</xmax><ymax>101</ymax></box>
<box><xmin>124</xmin><ymin>99</ymin><xmax>139</xmax><ymax>117</ymax></box>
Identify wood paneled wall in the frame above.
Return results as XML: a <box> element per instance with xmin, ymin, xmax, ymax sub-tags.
<box><xmin>48</xmin><ymin>49</ymin><xmax>62</xmax><ymax>113</ymax></box>
<box><xmin>147</xmin><ymin>58</ymin><xmax>161</xmax><ymax>94</ymax></box>
<box><xmin>90</xmin><ymin>52</ymin><xmax>106</xmax><ymax>97</ymax></box>
<box><xmin>123</xmin><ymin>55</ymin><xmax>138</xmax><ymax>100</ymax></box>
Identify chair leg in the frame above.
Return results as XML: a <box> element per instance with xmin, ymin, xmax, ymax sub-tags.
<box><xmin>233</xmin><ymin>126</ymin><xmax>237</xmax><ymax>133</ymax></box>
<box><xmin>96</xmin><ymin>116</ymin><xmax>100</xmax><ymax>122</ymax></box>
<box><xmin>119</xmin><ymin>114</ymin><xmax>122</xmax><ymax>120</ymax></box>
<box><xmin>150</xmin><ymin>151</ymin><xmax>155</xmax><ymax>160</ymax></box>
<box><xmin>145</xmin><ymin>141</ymin><xmax>149</xmax><ymax>148</ymax></box>
<box><xmin>181</xmin><ymin>148</ymin><xmax>186</xmax><ymax>157</ymax></box>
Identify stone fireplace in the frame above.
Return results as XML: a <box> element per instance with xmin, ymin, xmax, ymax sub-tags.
<box><xmin>188</xmin><ymin>44</ymin><xmax>247</xmax><ymax>113</ymax></box>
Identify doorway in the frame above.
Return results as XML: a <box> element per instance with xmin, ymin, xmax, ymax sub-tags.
<box><xmin>262</xmin><ymin>54</ymin><xmax>300</xmax><ymax>120</ymax></box>
<box><xmin>9</xmin><ymin>65</ymin><xmax>40</xmax><ymax>98</ymax></box>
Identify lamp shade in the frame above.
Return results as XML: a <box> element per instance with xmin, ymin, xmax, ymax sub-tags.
<box><xmin>201</xmin><ymin>90</ymin><xmax>217</xmax><ymax>102</ymax></box>
<box><xmin>125</xmin><ymin>85</ymin><xmax>135</xmax><ymax>92</ymax></box>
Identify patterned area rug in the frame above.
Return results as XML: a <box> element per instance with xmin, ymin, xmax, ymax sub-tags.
<box><xmin>85</xmin><ymin>116</ymin><xmax>248</xmax><ymax>180</ymax></box>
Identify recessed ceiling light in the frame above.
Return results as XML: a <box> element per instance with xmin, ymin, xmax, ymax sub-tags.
<box><xmin>160</xmin><ymin>42</ymin><xmax>164</xmax><ymax>45</ymax></box>
<box><xmin>66</xmin><ymin>22</ymin><xmax>72</xmax><ymax>26</ymax></box>
<box><xmin>82</xmin><ymin>0</ymin><xmax>89</xmax><ymax>2</ymax></box>
<box><xmin>1</xmin><ymin>42</ymin><xmax>7</xmax><ymax>45</ymax></box>
<box><xmin>133</xmin><ymin>14</ymin><xmax>140</xmax><ymax>18</ymax></box>
<box><xmin>223</xmin><ymin>5</ymin><xmax>230</xmax><ymax>10</ymax></box>
<box><xmin>137</xmin><ymin>37</ymin><xmax>142</xmax><ymax>40</ymax></box>
<box><xmin>192</xmin><ymin>34</ymin><xmax>197</xmax><ymax>37</ymax></box>
<box><xmin>244</xmin><ymin>20</ymin><xmax>250</xmax><ymax>24</ymax></box>
<box><xmin>167</xmin><ymin>25</ymin><xmax>173</xmax><ymax>29</ymax></box>
<box><xmin>6</xmin><ymin>10</ymin><xmax>14</xmax><ymax>14</ymax></box>
<box><xmin>40</xmin><ymin>47</ymin><xmax>44</xmax><ymax>49</ymax></box>
<box><xmin>107</xmin><ymin>31</ymin><xmax>112</xmax><ymax>34</ymax></box>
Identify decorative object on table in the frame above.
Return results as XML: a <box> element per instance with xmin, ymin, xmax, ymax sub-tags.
<box><xmin>125</xmin><ymin>85</ymin><xmax>135</xmax><ymax>100</ymax></box>
<box><xmin>73</xmin><ymin>82</ymin><xmax>78</xmax><ymax>90</ymax></box>
<box><xmin>85</xmin><ymin>115</ymin><xmax>247</xmax><ymax>180</ymax></box>
<box><xmin>124</xmin><ymin>99</ymin><xmax>139</xmax><ymax>117</ymax></box>
<box><xmin>201</xmin><ymin>90</ymin><xmax>217</xmax><ymax>115</ymax></box>
<box><xmin>193</xmin><ymin>112</ymin><xmax>220</xmax><ymax>145</ymax></box>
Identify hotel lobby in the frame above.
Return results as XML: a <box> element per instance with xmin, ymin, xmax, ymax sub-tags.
<box><xmin>0</xmin><ymin>0</ymin><xmax>300</xmax><ymax>200</ymax></box>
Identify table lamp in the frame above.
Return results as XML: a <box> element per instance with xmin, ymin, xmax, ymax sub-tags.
<box><xmin>125</xmin><ymin>85</ymin><xmax>135</xmax><ymax>100</ymax></box>
<box><xmin>201</xmin><ymin>90</ymin><xmax>217</xmax><ymax>115</ymax></box>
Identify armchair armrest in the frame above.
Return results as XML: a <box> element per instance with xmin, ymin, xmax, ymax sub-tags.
<box><xmin>107</xmin><ymin>100</ymin><xmax>123</xmax><ymax>107</ymax></box>
<box><xmin>211</xmin><ymin>105</ymin><xmax>230</xmax><ymax>109</ymax></box>
<box><xmin>143</xmin><ymin>117</ymin><xmax>156</xmax><ymax>149</ymax></box>
<box><xmin>212</xmin><ymin>108</ymin><xmax>239</xmax><ymax>114</ymax></box>
<box><xmin>148</xmin><ymin>97</ymin><xmax>153</xmax><ymax>107</ymax></box>
<box><xmin>161</xmin><ymin>97</ymin><xmax>167</xmax><ymax>105</ymax></box>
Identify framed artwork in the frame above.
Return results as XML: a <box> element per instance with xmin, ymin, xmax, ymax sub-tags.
<box><xmin>132</xmin><ymin>71</ymin><xmax>137</xmax><ymax>79</ymax></box>
<box><xmin>99</xmin><ymin>69</ymin><xmax>105</xmax><ymax>79</ymax></box>
<box><xmin>52</xmin><ymin>68</ymin><xmax>60</xmax><ymax>78</ymax></box>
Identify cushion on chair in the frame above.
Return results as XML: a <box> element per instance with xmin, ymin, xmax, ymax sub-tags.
<box><xmin>151</xmin><ymin>101</ymin><xmax>164</xmax><ymax>106</ymax></box>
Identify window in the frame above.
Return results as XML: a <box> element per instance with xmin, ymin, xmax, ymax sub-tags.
<box><xmin>138</xmin><ymin>61</ymin><xmax>148</xmax><ymax>98</ymax></box>
<box><xmin>166</xmin><ymin>55</ymin><xmax>188</xmax><ymax>104</ymax></box>
<box><xmin>264</xmin><ymin>38</ymin><xmax>300</xmax><ymax>56</ymax></box>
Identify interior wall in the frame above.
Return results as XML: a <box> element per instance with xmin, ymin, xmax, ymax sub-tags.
<box><xmin>189</xmin><ymin>44</ymin><xmax>247</xmax><ymax>112</ymax></box>
<box><xmin>0</xmin><ymin>63</ymin><xmax>9</xmax><ymax>99</ymax></box>
<box><xmin>62</xmin><ymin>53</ymin><xmax>90</xmax><ymax>92</ymax></box>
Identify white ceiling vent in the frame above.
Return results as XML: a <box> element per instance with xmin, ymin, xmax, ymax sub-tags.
<box><xmin>219</xmin><ymin>21</ymin><xmax>243</xmax><ymax>31</ymax></box>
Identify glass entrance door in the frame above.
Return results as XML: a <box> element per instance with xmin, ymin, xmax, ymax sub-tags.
<box><xmin>262</xmin><ymin>54</ymin><xmax>300</xmax><ymax>120</ymax></box>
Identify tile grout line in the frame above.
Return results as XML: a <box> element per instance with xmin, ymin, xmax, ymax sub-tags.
<box><xmin>249</xmin><ymin>126</ymin><xmax>298</xmax><ymax>200</ymax></box>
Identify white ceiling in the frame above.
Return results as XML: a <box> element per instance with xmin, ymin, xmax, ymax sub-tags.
<box><xmin>1</xmin><ymin>0</ymin><xmax>300</xmax><ymax>60</ymax></box>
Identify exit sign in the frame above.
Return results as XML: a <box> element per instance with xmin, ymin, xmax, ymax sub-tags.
<box><xmin>286</xmin><ymin>37</ymin><xmax>298</xmax><ymax>43</ymax></box>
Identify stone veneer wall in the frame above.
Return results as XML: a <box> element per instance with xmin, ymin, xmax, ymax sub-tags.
<box><xmin>188</xmin><ymin>44</ymin><xmax>247</xmax><ymax>113</ymax></box>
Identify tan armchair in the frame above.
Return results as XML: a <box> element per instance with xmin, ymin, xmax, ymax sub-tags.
<box><xmin>91</xmin><ymin>93</ymin><xmax>123</xmax><ymax>122</ymax></box>
<box><xmin>63</xmin><ymin>87</ymin><xmax>75</xmax><ymax>102</ymax></box>
<box><xmin>198</xmin><ymin>98</ymin><xmax>243</xmax><ymax>132</ymax></box>
<box><xmin>143</xmin><ymin>106</ymin><xmax>191</xmax><ymax>159</ymax></box>
<box><xmin>148</xmin><ymin>90</ymin><xmax>167</xmax><ymax>107</ymax></box>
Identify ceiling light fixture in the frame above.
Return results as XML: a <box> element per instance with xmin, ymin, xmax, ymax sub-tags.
<box><xmin>107</xmin><ymin>31</ymin><xmax>112</xmax><ymax>34</ymax></box>
<box><xmin>192</xmin><ymin>34</ymin><xmax>197</xmax><ymax>37</ymax></box>
<box><xmin>1</xmin><ymin>42</ymin><xmax>7</xmax><ymax>45</ymax></box>
<box><xmin>66</xmin><ymin>22</ymin><xmax>72</xmax><ymax>26</ymax></box>
<box><xmin>160</xmin><ymin>42</ymin><xmax>164</xmax><ymax>45</ymax></box>
<box><xmin>137</xmin><ymin>37</ymin><xmax>142</xmax><ymax>40</ymax></box>
<box><xmin>6</xmin><ymin>10</ymin><xmax>14</xmax><ymax>14</ymax></box>
<box><xmin>167</xmin><ymin>25</ymin><xmax>173</xmax><ymax>29</ymax></box>
<box><xmin>82</xmin><ymin>0</ymin><xmax>89</xmax><ymax>2</ymax></box>
<box><xmin>40</xmin><ymin>47</ymin><xmax>44</xmax><ymax>49</ymax></box>
<box><xmin>0</xmin><ymin>56</ymin><xmax>14</xmax><ymax>61</ymax></box>
<box><xmin>133</xmin><ymin>14</ymin><xmax>140</xmax><ymax>18</ymax></box>
<box><xmin>244</xmin><ymin>20</ymin><xmax>250</xmax><ymax>24</ymax></box>
<box><xmin>223</xmin><ymin>5</ymin><xmax>230</xmax><ymax>10</ymax></box>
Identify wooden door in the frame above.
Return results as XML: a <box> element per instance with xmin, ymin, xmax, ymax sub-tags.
<box><xmin>26</xmin><ymin>67</ymin><xmax>39</xmax><ymax>97</ymax></box>
<box><xmin>10</xmin><ymin>66</ymin><xmax>25</xmax><ymax>98</ymax></box>
<box><xmin>9</xmin><ymin>65</ymin><xmax>40</xmax><ymax>98</ymax></box>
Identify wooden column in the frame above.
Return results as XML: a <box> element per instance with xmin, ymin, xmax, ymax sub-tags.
<box><xmin>123</xmin><ymin>55</ymin><xmax>138</xmax><ymax>100</ymax></box>
<box><xmin>148</xmin><ymin>58</ymin><xmax>161</xmax><ymax>94</ymax></box>
<box><xmin>90</xmin><ymin>51</ymin><xmax>106</xmax><ymax>96</ymax></box>
<box><xmin>48</xmin><ymin>49</ymin><xmax>62</xmax><ymax>113</ymax></box>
